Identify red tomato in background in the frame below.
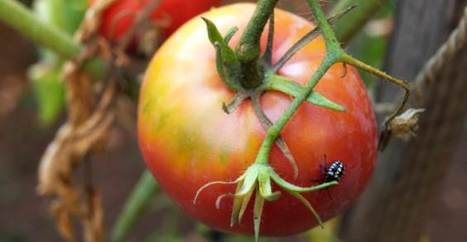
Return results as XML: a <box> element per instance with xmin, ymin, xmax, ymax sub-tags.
<box><xmin>92</xmin><ymin>0</ymin><xmax>221</xmax><ymax>41</ymax></box>
<box><xmin>138</xmin><ymin>3</ymin><xmax>377</xmax><ymax>236</ymax></box>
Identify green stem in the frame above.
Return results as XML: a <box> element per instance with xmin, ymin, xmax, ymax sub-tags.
<box><xmin>332</xmin><ymin>0</ymin><xmax>389</xmax><ymax>43</ymax></box>
<box><xmin>0</xmin><ymin>0</ymin><xmax>78</xmax><ymax>57</ymax></box>
<box><xmin>110</xmin><ymin>171</ymin><xmax>158</xmax><ymax>242</ymax></box>
<box><xmin>306</xmin><ymin>0</ymin><xmax>341</xmax><ymax>51</ymax></box>
<box><xmin>255</xmin><ymin>0</ymin><xmax>346</xmax><ymax>164</ymax></box>
<box><xmin>256</xmin><ymin>57</ymin><xmax>336</xmax><ymax>163</ymax></box>
<box><xmin>236</xmin><ymin>0</ymin><xmax>279</xmax><ymax>62</ymax></box>
<box><xmin>235</xmin><ymin>0</ymin><xmax>279</xmax><ymax>89</ymax></box>
<box><xmin>0</xmin><ymin>0</ymin><xmax>103</xmax><ymax>78</ymax></box>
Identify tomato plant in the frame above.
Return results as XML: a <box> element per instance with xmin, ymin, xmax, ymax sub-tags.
<box><xmin>138</xmin><ymin>3</ymin><xmax>377</xmax><ymax>237</ymax></box>
<box><xmin>91</xmin><ymin>0</ymin><xmax>221</xmax><ymax>41</ymax></box>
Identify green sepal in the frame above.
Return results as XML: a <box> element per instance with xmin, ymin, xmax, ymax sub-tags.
<box><xmin>224</xmin><ymin>26</ymin><xmax>239</xmax><ymax>43</ymax></box>
<box><xmin>238</xmin><ymin>185</ymin><xmax>255</xmax><ymax>223</ymax></box>
<box><xmin>253</xmin><ymin>192</ymin><xmax>265</xmax><ymax>242</ymax></box>
<box><xmin>236</xmin><ymin>166</ymin><xmax>259</xmax><ymax>196</ymax></box>
<box><xmin>202</xmin><ymin>17</ymin><xmax>242</xmax><ymax>90</ymax></box>
<box><xmin>287</xmin><ymin>190</ymin><xmax>323</xmax><ymax>228</ymax></box>
<box><xmin>230</xmin><ymin>170</ymin><xmax>255</xmax><ymax>226</ymax></box>
<box><xmin>258</xmin><ymin>169</ymin><xmax>281</xmax><ymax>201</ymax></box>
<box><xmin>230</xmin><ymin>179</ymin><xmax>244</xmax><ymax>226</ymax></box>
<box><xmin>265</xmin><ymin>74</ymin><xmax>346</xmax><ymax>112</ymax></box>
<box><xmin>203</xmin><ymin>17</ymin><xmax>225</xmax><ymax>45</ymax></box>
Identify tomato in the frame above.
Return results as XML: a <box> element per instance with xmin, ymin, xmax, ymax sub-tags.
<box><xmin>91</xmin><ymin>0</ymin><xmax>221</xmax><ymax>41</ymax></box>
<box><xmin>138</xmin><ymin>3</ymin><xmax>377</xmax><ymax>236</ymax></box>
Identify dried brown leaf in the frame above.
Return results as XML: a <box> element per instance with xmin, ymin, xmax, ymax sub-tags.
<box><xmin>389</xmin><ymin>108</ymin><xmax>425</xmax><ymax>140</ymax></box>
<box><xmin>82</xmin><ymin>190</ymin><xmax>105</xmax><ymax>242</ymax></box>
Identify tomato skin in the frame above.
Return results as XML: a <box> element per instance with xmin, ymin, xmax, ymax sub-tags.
<box><xmin>92</xmin><ymin>0</ymin><xmax>221</xmax><ymax>41</ymax></box>
<box><xmin>138</xmin><ymin>3</ymin><xmax>377</xmax><ymax>236</ymax></box>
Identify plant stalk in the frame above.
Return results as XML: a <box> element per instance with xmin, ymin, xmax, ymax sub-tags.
<box><xmin>236</xmin><ymin>0</ymin><xmax>279</xmax><ymax>62</ymax></box>
<box><xmin>0</xmin><ymin>0</ymin><xmax>103</xmax><ymax>78</ymax></box>
<box><xmin>306</xmin><ymin>0</ymin><xmax>341</xmax><ymax>50</ymax></box>
<box><xmin>255</xmin><ymin>0</ymin><xmax>345</xmax><ymax>163</ymax></box>
<box><xmin>256</xmin><ymin>57</ymin><xmax>335</xmax><ymax>164</ymax></box>
<box><xmin>110</xmin><ymin>171</ymin><xmax>158</xmax><ymax>242</ymax></box>
<box><xmin>235</xmin><ymin>0</ymin><xmax>279</xmax><ymax>89</ymax></box>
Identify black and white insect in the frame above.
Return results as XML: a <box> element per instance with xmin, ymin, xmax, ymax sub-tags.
<box><xmin>306</xmin><ymin>155</ymin><xmax>346</xmax><ymax>202</ymax></box>
<box><xmin>323</xmin><ymin>160</ymin><xmax>345</xmax><ymax>183</ymax></box>
<box><xmin>312</xmin><ymin>155</ymin><xmax>345</xmax><ymax>184</ymax></box>
<box><xmin>313</xmin><ymin>156</ymin><xmax>345</xmax><ymax>201</ymax></box>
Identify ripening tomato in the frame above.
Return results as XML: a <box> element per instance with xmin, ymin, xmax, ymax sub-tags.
<box><xmin>91</xmin><ymin>0</ymin><xmax>221</xmax><ymax>41</ymax></box>
<box><xmin>138</xmin><ymin>3</ymin><xmax>377</xmax><ymax>236</ymax></box>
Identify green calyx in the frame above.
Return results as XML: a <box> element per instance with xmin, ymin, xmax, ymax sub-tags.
<box><xmin>202</xmin><ymin>17</ymin><xmax>346</xmax><ymax>113</ymax></box>
<box><xmin>194</xmin><ymin>163</ymin><xmax>338</xmax><ymax>242</ymax></box>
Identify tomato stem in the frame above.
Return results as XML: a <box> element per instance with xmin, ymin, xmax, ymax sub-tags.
<box><xmin>0</xmin><ymin>0</ymin><xmax>103</xmax><ymax>79</ymax></box>
<box><xmin>236</xmin><ymin>0</ymin><xmax>279</xmax><ymax>62</ymax></box>
<box><xmin>271</xmin><ymin>5</ymin><xmax>355</xmax><ymax>72</ymax></box>
<box><xmin>250</xmin><ymin>2</ymin><xmax>348</xmax><ymax>164</ymax></box>
<box><xmin>235</xmin><ymin>0</ymin><xmax>279</xmax><ymax>89</ymax></box>
<box><xmin>262</xmin><ymin>11</ymin><xmax>275</xmax><ymax>66</ymax></box>
<box><xmin>305</xmin><ymin>0</ymin><xmax>342</xmax><ymax>52</ymax></box>
<box><xmin>255</xmin><ymin>56</ymin><xmax>336</xmax><ymax>164</ymax></box>
<box><xmin>341</xmin><ymin>53</ymin><xmax>411</xmax><ymax>150</ymax></box>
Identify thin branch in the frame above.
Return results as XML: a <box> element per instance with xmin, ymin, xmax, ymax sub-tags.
<box><xmin>110</xmin><ymin>171</ymin><xmax>158</xmax><ymax>242</ymax></box>
<box><xmin>262</xmin><ymin>11</ymin><xmax>275</xmax><ymax>66</ymax></box>
<box><xmin>272</xmin><ymin>5</ymin><xmax>356</xmax><ymax>72</ymax></box>
<box><xmin>251</xmin><ymin>94</ymin><xmax>299</xmax><ymax>178</ymax></box>
<box><xmin>117</xmin><ymin>0</ymin><xmax>161</xmax><ymax>50</ymax></box>
<box><xmin>331</xmin><ymin>0</ymin><xmax>390</xmax><ymax>43</ymax></box>
<box><xmin>0</xmin><ymin>0</ymin><xmax>105</xmax><ymax>79</ymax></box>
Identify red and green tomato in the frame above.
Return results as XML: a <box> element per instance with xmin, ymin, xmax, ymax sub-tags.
<box><xmin>138</xmin><ymin>3</ymin><xmax>377</xmax><ymax>236</ymax></box>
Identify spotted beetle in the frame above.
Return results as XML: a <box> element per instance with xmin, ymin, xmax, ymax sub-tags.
<box><xmin>324</xmin><ymin>160</ymin><xmax>345</xmax><ymax>183</ymax></box>
<box><xmin>312</xmin><ymin>155</ymin><xmax>346</xmax><ymax>184</ymax></box>
<box><xmin>314</xmin><ymin>156</ymin><xmax>345</xmax><ymax>201</ymax></box>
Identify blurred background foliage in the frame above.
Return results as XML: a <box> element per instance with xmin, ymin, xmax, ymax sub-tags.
<box><xmin>0</xmin><ymin>1</ymin><xmax>466</xmax><ymax>242</ymax></box>
<box><xmin>29</xmin><ymin>0</ymin><xmax>86</xmax><ymax>125</ymax></box>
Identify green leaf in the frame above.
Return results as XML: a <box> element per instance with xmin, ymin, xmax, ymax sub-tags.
<box><xmin>265</xmin><ymin>74</ymin><xmax>346</xmax><ymax>112</ymax></box>
<box><xmin>258</xmin><ymin>171</ymin><xmax>280</xmax><ymax>201</ymax></box>
<box><xmin>224</xmin><ymin>26</ymin><xmax>239</xmax><ymax>43</ymax></box>
<box><xmin>29</xmin><ymin>63</ymin><xmax>66</xmax><ymax>126</ymax></box>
